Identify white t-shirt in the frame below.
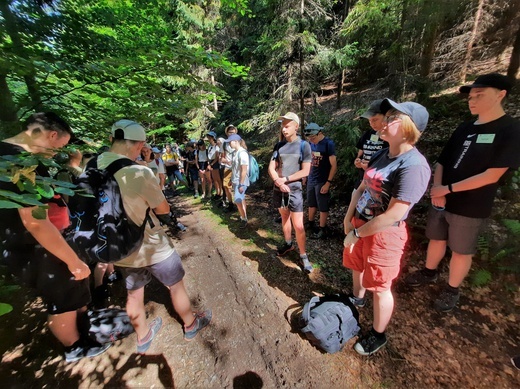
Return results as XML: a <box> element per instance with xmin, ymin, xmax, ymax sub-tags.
<box><xmin>232</xmin><ymin>147</ymin><xmax>250</xmax><ymax>186</ymax></box>
<box><xmin>148</xmin><ymin>158</ymin><xmax>165</xmax><ymax>185</ymax></box>
<box><xmin>97</xmin><ymin>152</ymin><xmax>175</xmax><ymax>268</ymax></box>
<box><xmin>207</xmin><ymin>145</ymin><xmax>220</xmax><ymax>162</ymax></box>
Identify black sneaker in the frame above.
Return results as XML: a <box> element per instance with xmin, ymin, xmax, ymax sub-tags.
<box><xmin>404</xmin><ymin>268</ymin><xmax>438</xmax><ymax>287</ymax></box>
<box><xmin>354</xmin><ymin>330</ymin><xmax>387</xmax><ymax>356</ymax></box>
<box><xmin>276</xmin><ymin>241</ymin><xmax>294</xmax><ymax>256</ymax></box>
<box><xmin>434</xmin><ymin>287</ymin><xmax>460</xmax><ymax>312</ymax></box>
<box><xmin>348</xmin><ymin>293</ymin><xmax>366</xmax><ymax>308</ymax></box>
<box><xmin>310</xmin><ymin>228</ymin><xmax>326</xmax><ymax>240</ymax></box>
<box><xmin>64</xmin><ymin>338</ymin><xmax>111</xmax><ymax>363</ymax></box>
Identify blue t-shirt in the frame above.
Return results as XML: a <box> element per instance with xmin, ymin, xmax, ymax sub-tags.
<box><xmin>356</xmin><ymin>147</ymin><xmax>431</xmax><ymax>221</ymax></box>
<box><xmin>308</xmin><ymin>137</ymin><xmax>335</xmax><ymax>185</ymax></box>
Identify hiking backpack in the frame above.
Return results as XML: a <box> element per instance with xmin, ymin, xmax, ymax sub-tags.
<box><xmin>64</xmin><ymin>157</ymin><xmax>151</xmax><ymax>264</ymax></box>
<box><xmin>301</xmin><ymin>294</ymin><xmax>360</xmax><ymax>353</ymax></box>
<box><xmin>88</xmin><ymin>308</ymin><xmax>135</xmax><ymax>344</ymax></box>
<box><xmin>237</xmin><ymin>150</ymin><xmax>260</xmax><ymax>184</ymax></box>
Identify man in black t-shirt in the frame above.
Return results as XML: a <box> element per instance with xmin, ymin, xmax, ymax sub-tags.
<box><xmin>405</xmin><ymin>73</ymin><xmax>520</xmax><ymax>312</ymax></box>
<box><xmin>0</xmin><ymin>112</ymin><xmax>110</xmax><ymax>362</ymax></box>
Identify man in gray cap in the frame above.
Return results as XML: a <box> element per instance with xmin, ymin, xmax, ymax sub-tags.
<box><xmin>303</xmin><ymin>122</ymin><xmax>337</xmax><ymax>239</ymax></box>
<box><xmin>268</xmin><ymin>112</ymin><xmax>313</xmax><ymax>273</ymax></box>
<box><xmin>99</xmin><ymin>120</ymin><xmax>212</xmax><ymax>352</ymax></box>
<box><xmin>405</xmin><ymin>73</ymin><xmax>520</xmax><ymax>313</ymax></box>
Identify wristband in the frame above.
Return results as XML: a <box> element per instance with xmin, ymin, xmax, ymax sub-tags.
<box><xmin>353</xmin><ymin>228</ymin><xmax>361</xmax><ymax>238</ymax></box>
<box><xmin>285</xmin><ymin>176</ymin><xmax>290</xmax><ymax>182</ymax></box>
<box><xmin>448</xmin><ymin>183</ymin><xmax>454</xmax><ymax>193</ymax></box>
<box><xmin>327</xmin><ymin>180</ymin><xmax>333</xmax><ymax>183</ymax></box>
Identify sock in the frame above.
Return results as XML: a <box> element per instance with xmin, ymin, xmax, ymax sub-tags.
<box><xmin>370</xmin><ymin>328</ymin><xmax>386</xmax><ymax>339</ymax></box>
<box><xmin>423</xmin><ymin>267</ymin><xmax>437</xmax><ymax>277</ymax></box>
<box><xmin>300</xmin><ymin>253</ymin><xmax>308</xmax><ymax>260</ymax></box>
<box><xmin>286</xmin><ymin>240</ymin><xmax>292</xmax><ymax>246</ymax></box>
<box><xmin>446</xmin><ymin>284</ymin><xmax>459</xmax><ymax>294</ymax></box>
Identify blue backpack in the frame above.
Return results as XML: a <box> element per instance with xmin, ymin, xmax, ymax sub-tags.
<box><xmin>301</xmin><ymin>294</ymin><xmax>360</xmax><ymax>353</ymax></box>
<box><xmin>239</xmin><ymin>150</ymin><xmax>260</xmax><ymax>184</ymax></box>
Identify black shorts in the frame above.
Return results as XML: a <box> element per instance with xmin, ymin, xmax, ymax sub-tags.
<box><xmin>3</xmin><ymin>245</ymin><xmax>91</xmax><ymax>314</ymax></box>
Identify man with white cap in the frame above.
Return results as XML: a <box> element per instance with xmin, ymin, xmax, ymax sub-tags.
<box><xmin>405</xmin><ymin>73</ymin><xmax>520</xmax><ymax>312</ymax></box>
<box><xmin>303</xmin><ymin>122</ymin><xmax>337</xmax><ymax>239</ymax></box>
<box><xmin>268</xmin><ymin>112</ymin><xmax>313</xmax><ymax>273</ymax></box>
<box><xmin>98</xmin><ymin>120</ymin><xmax>212</xmax><ymax>352</ymax></box>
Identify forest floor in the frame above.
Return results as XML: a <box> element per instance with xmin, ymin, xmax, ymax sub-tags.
<box><xmin>0</xmin><ymin>186</ymin><xmax>519</xmax><ymax>388</ymax></box>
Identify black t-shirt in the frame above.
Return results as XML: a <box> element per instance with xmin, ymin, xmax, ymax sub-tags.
<box><xmin>356</xmin><ymin>129</ymin><xmax>388</xmax><ymax>162</ymax></box>
<box><xmin>0</xmin><ymin>142</ymin><xmax>52</xmax><ymax>248</ymax></box>
<box><xmin>438</xmin><ymin>115</ymin><xmax>520</xmax><ymax>218</ymax></box>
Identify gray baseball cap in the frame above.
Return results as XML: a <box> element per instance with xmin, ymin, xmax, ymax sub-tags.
<box><xmin>380</xmin><ymin>99</ymin><xmax>429</xmax><ymax>132</ymax></box>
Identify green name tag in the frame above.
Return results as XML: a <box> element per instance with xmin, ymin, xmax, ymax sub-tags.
<box><xmin>370</xmin><ymin>134</ymin><xmax>380</xmax><ymax>142</ymax></box>
<box><xmin>476</xmin><ymin>134</ymin><xmax>495</xmax><ymax>143</ymax></box>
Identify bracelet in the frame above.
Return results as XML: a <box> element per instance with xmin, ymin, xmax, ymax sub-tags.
<box><xmin>327</xmin><ymin>180</ymin><xmax>333</xmax><ymax>183</ymax></box>
<box><xmin>448</xmin><ymin>183</ymin><xmax>454</xmax><ymax>193</ymax></box>
<box><xmin>285</xmin><ymin>176</ymin><xmax>290</xmax><ymax>182</ymax></box>
<box><xmin>353</xmin><ymin>228</ymin><xmax>361</xmax><ymax>238</ymax></box>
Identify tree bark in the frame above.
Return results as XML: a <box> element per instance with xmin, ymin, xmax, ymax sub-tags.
<box><xmin>460</xmin><ymin>0</ymin><xmax>485</xmax><ymax>83</ymax></box>
<box><xmin>506</xmin><ymin>25</ymin><xmax>520</xmax><ymax>82</ymax></box>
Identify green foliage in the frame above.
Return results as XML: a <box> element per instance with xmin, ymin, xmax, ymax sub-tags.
<box><xmin>470</xmin><ymin>269</ymin><xmax>492</xmax><ymax>287</ymax></box>
<box><xmin>502</xmin><ymin>219</ymin><xmax>520</xmax><ymax>236</ymax></box>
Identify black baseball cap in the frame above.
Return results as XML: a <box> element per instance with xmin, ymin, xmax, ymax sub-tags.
<box><xmin>459</xmin><ymin>73</ymin><xmax>512</xmax><ymax>95</ymax></box>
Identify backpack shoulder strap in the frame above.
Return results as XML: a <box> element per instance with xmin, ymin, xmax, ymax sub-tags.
<box><xmin>302</xmin><ymin>295</ymin><xmax>321</xmax><ymax>322</ymax></box>
<box><xmin>299</xmin><ymin>140</ymin><xmax>308</xmax><ymax>165</ymax></box>
<box><xmin>105</xmin><ymin>157</ymin><xmax>136</xmax><ymax>177</ymax></box>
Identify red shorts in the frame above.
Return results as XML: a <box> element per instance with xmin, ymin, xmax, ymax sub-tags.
<box><xmin>343</xmin><ymin>218</ymin><xmax>408</xmax><ymax>291</ymax></box>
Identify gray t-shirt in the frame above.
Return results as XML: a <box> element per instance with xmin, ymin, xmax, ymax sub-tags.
<box><xmin>271</xmin><ymin>138</ymin><xmax>312</xmax><ymax>191</ymax></box>
<box><xmin>356</xmin><ymin>147</ymin><xmax>431</xmax><ymax>221</ymax></box>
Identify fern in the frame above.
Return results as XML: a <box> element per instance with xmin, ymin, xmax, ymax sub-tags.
<box><xmin>470</xmin><ymin>269</ymin><xmax>492</xmax><ymax>287</ymax></box>
<box><xmin>476</xmin><ymin>236</ymin><xmax>489</xmax><ymax>261</ymax></box>
<box><xmin>502</xmin><ymin>219</ymin><xmax>520</xmax><ymax>236</ymax></box>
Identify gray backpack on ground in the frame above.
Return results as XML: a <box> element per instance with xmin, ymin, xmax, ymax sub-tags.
<box><xmin>301</xmin><ymin>294</ymin><xmax>360</xmax><ymax>353</ymax></box>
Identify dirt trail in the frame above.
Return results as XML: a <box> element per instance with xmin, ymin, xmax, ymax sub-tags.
<box><xmin>0</xmin><ymin>197</ymin><xmax>371</xmax><ymax>388</ymax></box>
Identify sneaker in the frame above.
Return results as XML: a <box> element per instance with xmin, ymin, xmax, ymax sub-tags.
<box><xmin>404</xmin><ymin>268</ymin><xmax>438</xmax><ymax>287</ymax></box>
<box><xmin>512</xmin><ymin>355</ymin><xmax>520</xmax><ymax>370</ymax></box>
<box><xmin>184</xmin><ymin>309</ymin><xmax>212</xmax><ymax>341</ymax></box>
<box><xmin>276</xmin><ymin>241</ymin><xmax>294</xmax><ymax>256</ymax></box>
<box><xmin>310</xmin><ymin>228</ymin><xmax>326</xmax><ymax>240</ymax></box>
<box><xmin>240</xmin><ymin>218</ymin><xmax>248</xmax><ymax>225</ymax></box>
<box><xmin>300</xmin><ymin>256</ymin><xmax>313</xmax><ymax>273</ymax></box>
<box><xmin>348</xmin><ymin>293</ymin><xmax>366</xmax><ymax>308</ymax></box>
<box><xmin>434</xmin><ymin>287</ymin><xmax>460</xmax><ymax>312</ymax></box>
<box><xmin>193</xmin><ymin>193</ymin><xmax>199</xmax><ymax>198</ymax></box>
<box><xmin>137</xmin><ymin>317</ymin><xmax>163</xmax><ymax>353</ymax></box>
<box><xmin>354</xmin><ymin>330</ymin><xmax>387</xmax><ymax>356</ymax></box>
<box><xmin>176</xmin><ymin>222</ymin><xmax>187</xmax><ymax>232</ymax></box>
<box><xmin>64</xmin><ymin>337</ymin><xmax>111</xmax><ymax>363</ymax></box>
<box><xmin>274</xmin><ymin>216</ymin><xmax>282</xmax><ymax>224</ymax></box>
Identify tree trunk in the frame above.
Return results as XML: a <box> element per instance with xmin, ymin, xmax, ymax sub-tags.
<box><xmin>211</xmin><ymin>73</ymin><xmax>218</xmax><ymax>112</ymax></box>
<box><xmin>460</xmin><ymin>0</ymin><xmax>485</xmax><ymax>83</ymax></box>
<box><xmin>0</xmin><ymin>74</ymin><xmax>18</xmax><ymax>122</ymax></box>
<box><xmin>335</xmin><ymin>0</ymin><xmax>355</xmax><ymax>109</ymax></box>
<box><xmin>0</xmin><ymin>0</ymin><xmax>42</xmax><ymax>111</ymax></box>
<box><xmin>299</xmin><ymin>0</ymin><xmax>305</xmax><ymax>124</ymax></box>
<box><xmin>506</xmin><ymin>25</ymin><xmax>520</xmax><ymax>82</ymax></box>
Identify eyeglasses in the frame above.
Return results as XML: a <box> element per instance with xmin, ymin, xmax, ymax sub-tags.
<box><xmin>383</xmin><ymin>115</ymin><xmax>402</xmax><ymax>124</ymax></box>
<box><xmin>304</xmin><ymin>133</ymin><xmax>317</xmax><ymax>138</ymax></box>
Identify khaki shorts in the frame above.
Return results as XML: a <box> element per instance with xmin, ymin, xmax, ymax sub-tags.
<box><xmin>223</xmin><ymin>167</ymin><xmax>232</xmax><ymax>188</ymax></box>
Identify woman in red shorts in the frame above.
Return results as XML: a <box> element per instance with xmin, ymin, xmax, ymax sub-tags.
<box><xmin>342</xmin><ymin>99</ymin><xmax>431</xmax><ymax>355</ymax></box>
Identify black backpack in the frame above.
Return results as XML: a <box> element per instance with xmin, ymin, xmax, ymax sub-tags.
<box><xmin>301</xmin><ymin>294</ymin><xmax>360</xmax><ymax>353</ymax></box>
<box><xmin>88</xmin><ymin>308</ymin><xmax>135</xmax><ymax>344</ymax></box>
<box><xmin>65</xmin><ymin>156</ymin><xmax>151</xmax><ymax>264</ymax></box>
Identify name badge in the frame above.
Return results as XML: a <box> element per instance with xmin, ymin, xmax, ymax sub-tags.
<box><xmin>476</xmin><ymin>134</ymin><xmax>495</xmax><ymax>144</ymax></box>
<box><xmin>370</xmin><ymin>134</ymin><xmax>380</xmax><ymax>142</ymax></box>
<box><xmin>313</xmin><ymin>151</ymin><xmax>321</xmax><ymax>157</ymax></box>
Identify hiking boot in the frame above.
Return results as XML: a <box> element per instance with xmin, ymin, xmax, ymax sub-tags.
<box><xmin>310</xmin><ymin>228</ymin><xmax>326</xmax><ymax>240</ymax></box>
<box><xmin>354</xmin><ymin>330</ymin><xmax>387</xmax><ymax>356</ymax></box>
<box><xmin>434</xmin><ymin>287</ymin><xmax>460</xmax><ymax>312</ymax></box>
<box><xmin>137</xmin><ymin>317</ymin><xmax>163</xmax><ymax>353</ymax></box>
<box><xmin>276</xmin><ymin>241</ymin><xmax>294</xmax><ymax>256</ymax></box>
<box><xmin>404</xmin><ymin>268</ymin><xmax>438</xmax><ymax>287</ymax></box>
<box><xmin>348</xmin><ymin>293</ymin><xmax>366</xmax><ymax>308</ymax></box>
<box><xmin>184</xmin><ymin>309</ymin><xmax>212</xmax><ymax>341</ymax></box>
<box><xmin>64</xmin><ymin>337</ymin><xmax>111</xmax><ymax>363</ymax></box>
<box><xmin>240</xmin><ymin>218</ymin><xmax>248</xmax><ymax>226</ymax></box>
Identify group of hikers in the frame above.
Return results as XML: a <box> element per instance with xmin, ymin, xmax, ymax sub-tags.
<box><xmin>0</xmin><ymin>72</ymin><xmax>519</xmax><ymax>364</ymax></box>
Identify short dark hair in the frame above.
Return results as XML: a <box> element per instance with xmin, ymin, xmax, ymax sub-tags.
<box><xmin>23</xmin><ymin>112</ymin><xmax>73</xmax><ymax>136</ymax></box>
